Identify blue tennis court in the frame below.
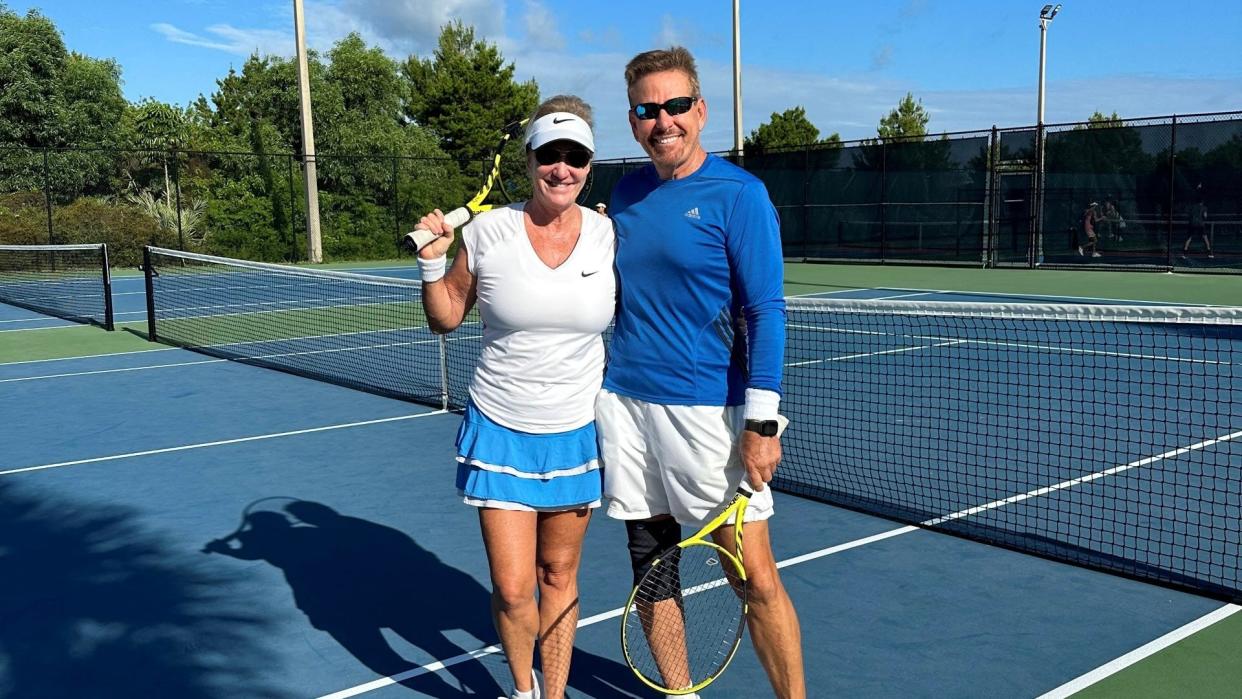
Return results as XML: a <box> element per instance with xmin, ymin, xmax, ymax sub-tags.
<box><xmin>2</xmin><ymin>259</ymin><xmax>1239</xmax><ymax>698</ymax></box>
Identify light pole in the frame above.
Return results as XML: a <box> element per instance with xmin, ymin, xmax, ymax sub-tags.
<box><xmin>293</xmin><ymin>0</ymin><xmax>323</xmax><ymax>263</ymax></box>
<box><xmin>732</xmin><ymin>0</ymin><xmax>743</xmax><ymax>157</ymax></box>
<box><xmin>1034</xmin><ymin>3</ymin><xmax>1060</xmax><ymax>267</ymax></box>
<box><xmin>1037</xmin><ymin>3</ymin><xmax>1061</xmax><ymax>126</ymax></box>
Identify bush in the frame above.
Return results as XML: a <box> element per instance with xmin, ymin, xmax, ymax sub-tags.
<box><xmin>0</xmin><ymin>191</ymin><xmax>53</xmax><ymax>244</ymax></box>
<box><xmin>51</xmin><ymin>197</ymin><xmax>168</xmax><ymax>267</ymax></box>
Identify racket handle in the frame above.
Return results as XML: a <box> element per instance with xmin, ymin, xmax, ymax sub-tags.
<box><xmin>401</xmin><ymin>228</ymin><xmax>439</xmax><ymax>253</ymax></box>
<box><xmin>443</xmin><ymin>207</ymin><xmax>472</xmax><ymax>229</ymax></box>
<box><xmin>401</xmin><ymin>207</ymin><xmax>472</xmax><ymax>252</ymax></box>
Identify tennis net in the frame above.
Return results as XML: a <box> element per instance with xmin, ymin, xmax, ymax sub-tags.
<box><xmin>142</xmin><ymin>246</ymin><xmax>478</xmax><ymax>408</ymax></box>
<box><xmin>780</xmin><ymin>298</ymin><xmax>1241</xmax><ymax>600</ymax></box>
<box><xmin>0</xmin><ymin>243</ymin><xmax>114</xmax><ymax>329</ymax></box>
<box><xmin>142</xmin><ymin>246</ymin><xmax>1242</xmax><ymax>600</ymax></box>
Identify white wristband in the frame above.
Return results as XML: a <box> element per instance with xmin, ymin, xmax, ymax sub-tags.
<box><xmin>744</xmin><ymin>388</ymin><xmax>781</xmax><ymax>421</ymax></box>
<box><xmin>417</xmin><ymin>254</ymin><xmax>447</xmax><ymax>283</ymax></box>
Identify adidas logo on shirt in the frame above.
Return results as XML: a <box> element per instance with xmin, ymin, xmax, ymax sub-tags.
<box><xmin>684</xmin><ymin>207</ymin><xmax>701</xmax><ymax>219</ymax></box>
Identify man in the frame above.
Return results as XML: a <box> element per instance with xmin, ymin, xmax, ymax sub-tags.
<box><xmin>599</xmin><ymin>46</ymin><xmax>805</xmax><ymax>699</ymax></box>
<box><xmin>594</xmin><ymin>202</ymin><xmax>608</xmax><ymax>216</ymax></box>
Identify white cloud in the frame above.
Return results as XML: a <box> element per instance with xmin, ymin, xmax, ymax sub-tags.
<box><xmin>522</xmin><ymin>0</ymin><xmax>564</xmax><ymax>50</ymax></box>
<box><xmin>340</xmin><ymin>0</ymin><xmax>504</xmax><ymax>53</ymax></box>
<box><xmin>655</xmin><ymin>14</ymin><xmax>682</xmax><ymax>47</ymax></box>
<box><xmin>151</xmin><ymin>22</ymin><xmax>290</xmax><ymax>56</ymax></box>
<box><xmin>150</xmin><ymin>6</ymin><xmax>1242</xmax><ymax>160</ymax></box>
<box><xmin>872</xmin><ymin>44</ymin><xmax>893</xmax><ymax>71</ymax></box>
<box><xmin>152</xmin><ymin>0</ymin><xmax>505</xmax><ymax>60</ymax></box>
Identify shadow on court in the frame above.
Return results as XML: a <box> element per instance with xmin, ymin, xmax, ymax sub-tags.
<box><xmin>202</xmin><ymin>499</ymin><xmax>651</xmax><ymax>697</ymax></box>
<box><xmin>0</xmin><ymin>481</ymin><xmax>288</xmax><ymax>698</ymax></box>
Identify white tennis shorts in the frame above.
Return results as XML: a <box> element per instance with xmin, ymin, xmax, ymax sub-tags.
<box><xmin>596</xmin><ymin>389</ymin><xmax>775</xmax><ymax>526</ymax></box>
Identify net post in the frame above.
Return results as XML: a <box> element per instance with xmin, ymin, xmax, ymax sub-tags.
<box><xmin>173</xmin><ymin>153</ymin><xmax>185</xmax><ymax>250</ymax></box>
<box><xmin>100</xmin><ymin>244</ymin><xmax>115</xmax><ymax>331</ymax></box>
<box><xmin>43</xmin><ymin>148</ymin><xmax>53</xmax><ymax>245</ymax></box>
<box><xmin>1166</xmin><ymin>115</ymin><xmax>1178</xmax><ymax>271</ymax></box>
<box><xmin>143</xmin><ymin>246</ymin><xmax>158</xmax><ymax>342</ymax></box>
<box><xmin>985</xmin><ymin>126</ymin><xmax>998</xmax><ymax>268</ymax></box>
<box><xmin>879</xmin><ymin>140</ymin><xmax>888</xmax><ymax>262</ymax></box>
<box><xmin>438</xmin><ymin>332</ymin><xmax>449</xmax><ymax>411</ymax></box>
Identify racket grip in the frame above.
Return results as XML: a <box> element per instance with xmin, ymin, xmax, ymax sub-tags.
<box><xmin>442</xmin><ymin>207</ymin><xmax>472</xmax><ymax>229</ymax></box>
<box><xmin>401</xmin><ymin>228</ymin><xmax>439</xmax><ymax>253</ymax></box>
<box><xmin>401</xmin><ymin>207</ymin><xmax>472</xmax><ymax>252</ymax></box>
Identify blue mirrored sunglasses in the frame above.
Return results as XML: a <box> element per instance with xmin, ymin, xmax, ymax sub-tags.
<box><xmin>631</xmin><ymin>96</ymin><xmax>697</xmax><ymax>120</ymax></box>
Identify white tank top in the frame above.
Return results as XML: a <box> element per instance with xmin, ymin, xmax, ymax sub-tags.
<box><xmin>463</xmin><ymin>203</ymin><xmax>615</xmax><ymax>432</ymax></box>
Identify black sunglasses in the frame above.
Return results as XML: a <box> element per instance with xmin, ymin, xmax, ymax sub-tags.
<box><xmin>533</xmin><ymin>144</ymin><xmax>592</xmax><ymax>168</ymax></box>
<box><xmin>631</xmin><ymin>96</ymin><xmax>697</xmax><ymax>120</ymax></box>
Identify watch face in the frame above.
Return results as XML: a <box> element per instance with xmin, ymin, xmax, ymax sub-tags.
<box><xmin>747</xmin><ymin>420</ymin><xmax>779</xmax><ymax>436</ymax></box>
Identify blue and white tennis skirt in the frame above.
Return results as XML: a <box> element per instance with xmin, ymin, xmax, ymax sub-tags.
<box><xmin>456</xmin><ymin>402</ymin><xmax>603</xmax><ymax>511</ymax></box>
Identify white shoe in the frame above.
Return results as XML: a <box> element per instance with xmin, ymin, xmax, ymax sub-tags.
<box><xmin>1077</xmin><ymin>246</ymin><xmax>1084</xmax><ymax>256</ymax></box>
<box><xmin>1091</xmin><ymin>251</ymin><xmax>1102</xmax><ymax>257</ymax></box>
<box><xmin>502</xmin><ymin>669</ymin><xmax>541</xmax><ymax>699</ymax></box>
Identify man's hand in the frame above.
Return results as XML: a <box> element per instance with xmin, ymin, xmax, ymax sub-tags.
<box><xmin>740</xmin><ymin>430</ymin><xmax>782</xmax><ymax>491</ymax></box>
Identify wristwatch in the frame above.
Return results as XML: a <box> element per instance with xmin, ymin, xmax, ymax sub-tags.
<box><xmin>744</xmin><ymin>419</ymin><xmax>781</xmax><ymax>437</ymax></box>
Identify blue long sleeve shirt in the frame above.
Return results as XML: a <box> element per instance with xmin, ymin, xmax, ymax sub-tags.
<box><xmin>606</xmin><ymin>154</ymin><xmax>785</xmax><ymax>406</ymax></box>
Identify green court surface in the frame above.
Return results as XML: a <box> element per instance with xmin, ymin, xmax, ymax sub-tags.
<box><xmin>784</xmin><ymin>262</ymin><xmax>1241</xmax><ymax>306</ymax></box>
<box><xmin>1073</xmin><ymin>609</ymin><xmax>1242</xmax><ymax>698</ymax></box>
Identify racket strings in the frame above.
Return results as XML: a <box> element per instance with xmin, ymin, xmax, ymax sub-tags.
<box><xmin>624</xmin><ymin>544</ymin><xmax>747</xmax><ymax>690</ymax></box>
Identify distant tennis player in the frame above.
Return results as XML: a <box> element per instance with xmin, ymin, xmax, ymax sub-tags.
<box><xmin>414</xmin><ymin>95</ymin><xmax>613</xmax><ymax>699</ymax></box>
<box><xmin>1183</xmin><ymin>188</ymin><xmax>1213</xmax><ymax>258</ymax></box>
<box><xmin>599</xmin><ymin>47</ymin><xmax>806</xmax><ymax>699</ymax></box>
<box><xmin>1079</xmin><ymin>201</ymin><xmax>1103</xmax><ymax>257</ymax></box>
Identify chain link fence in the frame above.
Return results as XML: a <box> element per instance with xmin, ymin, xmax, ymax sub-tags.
<box><xmin>0</xmin><ymin>145</ymin><xmax>477</xmax><ymax>266</ymax></box>
<box><xmin>592</xmin><ymin>109</ymin><xmax>1242</xmax><ymax>273</ymax></box>
<box><xmin>4</xmin><ymin>109</ymin><xmax>1239</xmax><ymax>271</ymax></box>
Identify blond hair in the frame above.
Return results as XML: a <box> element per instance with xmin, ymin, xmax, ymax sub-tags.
<box><xmin>624</xmin><ymin>46</ymin><xmax>701</xmax><ymax>99</ymax></box>
<box><xmin>530</xmin><ymin>94</ymin><xmax>594</xmax><ymax>128</ymax></box>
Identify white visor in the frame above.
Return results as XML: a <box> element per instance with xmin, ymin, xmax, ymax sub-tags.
<box><xmin>525</xmin><ymin>112</ymin><xmax>595</xmax><ymax>153</ymax></box>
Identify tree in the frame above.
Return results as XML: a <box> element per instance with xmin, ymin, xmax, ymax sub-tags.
<box><xmin>1086</xmin><ymin>111</ymin><xmax>1122</xmax><ymax>128</ymax></box>
<box><xmin>0</xmin><ymin>6</ymin><xmax>66</xmax><ymax>146</ymax></box>
<box><xmin>0</xmin><ymin>6</ymin><xmax>125</xmax><ymax>197</ymax></box>
<box><xmin>877</xmin><ymin>92</ymin><xmax>930</xmax><ymax>140</ymax></box>
<box><xmin>746</xmin><ymin>107</ymin><xmax>821</xmax><ymax>150</ymax></box>
<box><xmin>402</xmin><ymin>21</ymin><xmax>539</xmax><ymax>165</ymax></box>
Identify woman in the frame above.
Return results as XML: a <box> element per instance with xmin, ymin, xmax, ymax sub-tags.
<box><xmin>413</xmin><ymin>95</ymin><xmax>613</xmax><ymax>699</ymax></box>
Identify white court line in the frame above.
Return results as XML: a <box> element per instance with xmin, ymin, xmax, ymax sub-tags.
<box><xmin>0</xmin><ymin>356</ymin><xmax>229</xmax><ymax>382</ymax></box>
<box><xmin>0</xmin><ymin>332</ymin><xmax>484</xmax><ymax>384</ymax></box>
<box><xmin>0</xmin><ymin>411</ymin><xmax>446</xmax><ymax>477</ymax></box>
<box><xmin>787</xmin><ymin>288</ymin><xmax>869</xmax><ymax>298</ymax></box>
<box><xmin>318</xmin><ymin>425</ymin><xmax>1242</xmax><ymax>697</ymax></box>
<box><xmin>834</xmin><ymin>285</ymin><xmax>1209</xmax><ymax>307</ymax></box>
<box><xmin>0</xmin><ymin>323</ymin><xmax>82</xmax><ymax>333</ymax></box>
<box><xmin>0</xmin><ymin>346</ymin><xmax>179</xmax><ymax>367</ymax></box>
<box><xmin>1036</xmin><ymin>603</ymin><xmax>1242</xmax><ymax>699</ymax></box>
<box><xmin>870</xmin><ymin>290</ymin><xmax>940</xmax><ymax>300</ymax></box>
<box><xmin>1</xmin><ymin>331</ymin><xmax>485</xmax><ymax>383</ymax></box>
<box><xmin>785</xmin><ymin>340</ymin><xmax>966</xmax><ymax>367</ymax></box>
<box><xmin>787</xmin><ymin>323</ymin><xmax>1233</xmax><ymax>366</ymax></box>
<box><xmin>315</xmin><ymin>525</ymin><xmax>922</xmax><ymax>699</ymax></box>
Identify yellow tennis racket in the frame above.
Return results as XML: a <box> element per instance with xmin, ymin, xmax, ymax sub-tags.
<box><xmin>621</xmin><ymin>416</ymin><xmax>787</xmax><ymax>694</ymax></box>
<box><xmin>622</xmin><ymin>488</ymin><xmax>751</xmax><ymax>694</ymax></box>
<box><xmin>402</xmin><ymin>119</ymin><xmax>528</xmax><ymax>252</ymax></box>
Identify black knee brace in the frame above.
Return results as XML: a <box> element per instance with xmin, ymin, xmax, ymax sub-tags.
<box><xmin>626</xmin><ymin>518</ymin><xmax>682</xmax><ymax>589</ymax></box>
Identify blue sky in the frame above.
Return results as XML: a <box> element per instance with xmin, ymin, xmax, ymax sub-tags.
<box><xmin>14</xmin><ymin>0</ymin><xmax>1242</xmax><ymax>158</ymax></box>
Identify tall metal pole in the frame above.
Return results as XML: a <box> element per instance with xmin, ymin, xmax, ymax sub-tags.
<box><xmin>732</xmin><ymin>0</ymin><xmax>743</xmax><ymax>157</ymax></box>
<box><xmin>1037</xmin><ymin>19</ymin><xmax>1049</xmax><ymax>125</ymax></box>
<box><xmin>293</xmin><ymin>0</ymin><xmax>323</xmax><ymax>263</ymax></box>
<box><xmin>1034</xmin><ymin>5</ymin><xmax>1060</xmax><ymax>267</ymax></box>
